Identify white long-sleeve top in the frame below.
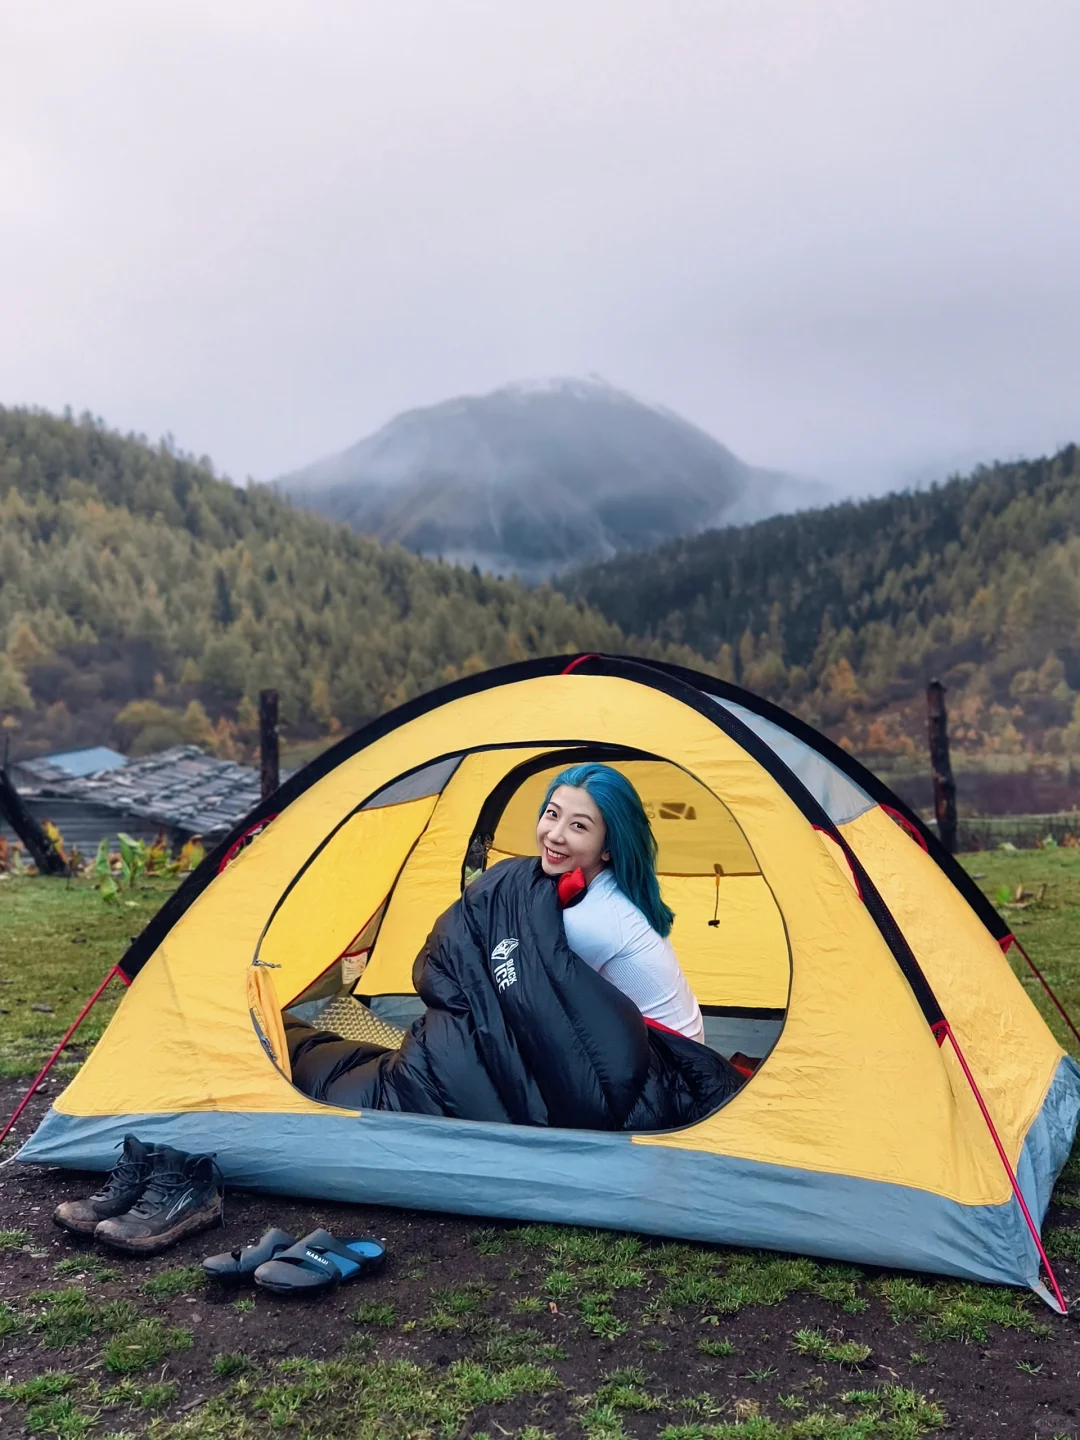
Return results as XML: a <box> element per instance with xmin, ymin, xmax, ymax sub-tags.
<box><xmin>561</xmin><ymin>868</ymin><xmax>704</xmax><ymax>1043</ymax></box>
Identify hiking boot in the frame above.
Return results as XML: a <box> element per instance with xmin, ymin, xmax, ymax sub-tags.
<box><xmin>53</xmin><ymin>1134</ymin><xmax>157</xmax><ymax>1236</ymax></box>
<box><xmin>94</xmin><ymin>1146</ymin><xmax>223</xmax><ymax>1254</ymax></box>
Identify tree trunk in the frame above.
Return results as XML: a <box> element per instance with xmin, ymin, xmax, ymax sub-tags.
<box><xmin>0</xmin><ymin>769</ymin><xmax>70</xmax><ymax>875</ymax></box>
<box><xmin>927</xmin><ymin>680</ymin><xmax>958</xmax><ymax>855</ymax></box>
<box><xmin>259</xmin><ymin>689</ymin><xmax>280</xmax><ymax>801</ymax></box>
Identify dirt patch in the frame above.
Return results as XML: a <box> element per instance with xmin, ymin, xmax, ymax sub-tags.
<box><xmin>3</xmin><ymin>1082</ymin><xmax>1080</xmax><ymax>1438</ymax></box>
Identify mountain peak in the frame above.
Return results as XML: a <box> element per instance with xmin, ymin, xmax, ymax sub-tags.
<box><xmin>496</xmin><ymin>374</ymin><xmax>622</xmax><ymax>401</ymax></box>
<box><xmin>275</xmin><ymin>379</ymin><xmax>824</xmax><ymax>580</ymax></box>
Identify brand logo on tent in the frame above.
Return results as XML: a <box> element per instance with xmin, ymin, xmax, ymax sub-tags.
<box><xmin>658</xmin><ymin>802</ymin><xmax>697</xmax><ymax>820</ymax></box>
<box><xmin>491</xmin><ymin>938</ymin><xmax>519</xmax><ymax>990</ymax></box>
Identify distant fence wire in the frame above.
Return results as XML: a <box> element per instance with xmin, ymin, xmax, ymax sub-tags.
<box><xmin>924</xmin><ymin>812</ymin><xmax>1080</xmax><ymax>852</ymax></box>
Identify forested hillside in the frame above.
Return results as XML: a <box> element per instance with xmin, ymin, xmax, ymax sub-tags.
<box><xmin>0</xmin><ymin>408</ymin><xmax>703</xmax><ymax>761</ymax></box>
<box><xmin>563</xmin><ymin>446</ymin><xmax>1080</xmax><ymax>760</ymax></box>
<box><xmin>8</xmin><ymin>405</ymin><xmax>1079</xmax><ymax>776</ymax></box>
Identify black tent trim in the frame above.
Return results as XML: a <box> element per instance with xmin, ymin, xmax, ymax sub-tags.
<box><xmin>641</xmin><ymin>658</ymin><xmax>1009</xmax><ymax>945</ymax></box>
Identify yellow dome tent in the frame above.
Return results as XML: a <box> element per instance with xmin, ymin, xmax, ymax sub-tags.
<box><xmin>17</xmin><ymin>656</ymin><xmax>1080</xmax><ymax>1308</ymax></box>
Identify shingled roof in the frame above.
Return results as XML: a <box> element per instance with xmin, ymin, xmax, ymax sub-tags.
<box><xmin>61</xmin><ymin>746</ymin><xmax>274</xmax><ymax>839</ymax></box>
<box><xmin>12</xmin><ymin>746</ymin><xmax>127</xmax><ymax>788</ymax></box>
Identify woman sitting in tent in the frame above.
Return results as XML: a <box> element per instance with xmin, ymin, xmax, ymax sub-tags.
<box><xmin>535</xmin><ymin>764</ymin><xmax>705</xmax><ymax>1044</ymax></box>
<box><xmin>284</xmin><ymin>765</ymin><xmax>739</xmax><ymax>1130</ymax></box>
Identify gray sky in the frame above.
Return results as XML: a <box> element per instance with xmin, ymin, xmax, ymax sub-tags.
<box><xmin>2</xmin><ymin>0</ymin><xmax>1078</xmax><ymax>494</ymax></box>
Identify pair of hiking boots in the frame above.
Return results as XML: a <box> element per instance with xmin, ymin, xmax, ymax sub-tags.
<box><xmin>53</xmin><ymin>1134</ymin><xmax>223</xmax><ymax>1254</ymax></box>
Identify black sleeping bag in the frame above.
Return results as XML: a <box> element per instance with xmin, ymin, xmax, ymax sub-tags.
<box><xmin>286</xmin><ymin>857</ymin><xmax>741</xmax><ymax>1130</ymax></box>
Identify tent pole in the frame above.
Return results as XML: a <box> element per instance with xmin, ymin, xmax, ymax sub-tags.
<box><xmin>1001</xmin><ymin>933</ymin><xmax>1080</xmax><ymax>1051</ymax></box>
<box><xmin>937</xmin><ymin>1020</ymin><xmax>1068</xmax><ymax>1313</ymax></box>
<box><xmin>561</xmin><ymin>654</ymin><xmax>600</xmax><ymax>675</ymax></box>
<box><xmin>0</xmin><ymin>965</ymin><xmax>129</xmax><ymax>1148</ymax></box>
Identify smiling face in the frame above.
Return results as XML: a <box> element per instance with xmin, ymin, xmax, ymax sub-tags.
<box><xmin>536</xmin><ymin>784</ymin><xmax>610</xmax><ymax>884</ymax></box>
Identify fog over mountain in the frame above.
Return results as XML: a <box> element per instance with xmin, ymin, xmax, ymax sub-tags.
<box><xmin>276</xmin><ymin>378</ymin><xmax>826</xmax><ymax>580</ymax></box>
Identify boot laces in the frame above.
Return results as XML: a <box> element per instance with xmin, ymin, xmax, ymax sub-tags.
<box><xmin>100</xmin><ymin>1148</ymin><xmax>149</xmax><ymax>1198</ymax></box>
<box><xmin>128</xmin><ymin>1158</ymin><xmax>223</xmax><ymax>1218</ymax></box>
<box><xmin>129</xmin><ymin>1166</ymin><xmax>189</xmax><ymax>1216</ymax></box>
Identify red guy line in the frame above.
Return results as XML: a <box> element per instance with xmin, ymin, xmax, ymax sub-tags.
<box><xmin>939</xmin><ymin>1019</ymin><xmax>1067</xmax><ymax>1314</ymax></box>
<box><xmin>0</xmin><ymin>965</ymin><xmax>127</xmax><ymax>1148</ymax></box>
<box><xmin>1001</xmin><ymin>934</ymin><xmax>1080</xmax><ymax>1051</ymax></box>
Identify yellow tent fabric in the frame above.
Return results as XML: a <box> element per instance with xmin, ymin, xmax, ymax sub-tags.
<box><xmin>19</xmin><ymin>655</ymin><xmax>1079</xmax><ymax>1302</ymax></box>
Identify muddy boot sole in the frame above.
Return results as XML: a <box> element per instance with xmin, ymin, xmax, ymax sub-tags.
<box><xmin>54</xmin><ymin>1203</ymin><xmax>111</xmax><ymax>1237</ymax></box>
<box><xmin>93</xmin><ymin>1197</ymin><xmax>223</xmax><ymax>1255</ymax></box>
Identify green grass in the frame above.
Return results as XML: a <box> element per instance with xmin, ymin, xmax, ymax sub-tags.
<box><xmin>472</xmin><ymin>1320</ymin><xmax>566</xmax><ymax>1366</ymax></box>
<box><xmin>579</xmin><ymin>1290</ymin><xmax>628</xmax><ymax>1340</ymax></box>
<box><xmin>422</xmin><ymin>1282</ymin><xmax>492</xmax><ymax>1333</ymax></box>
<box><xmin>29</xmin><ymin>1287</ymin><xmax>109</xmax><ymax>1348</ymax></box>
<box><xmin>22</xmin><ymin>1396</ymin><xmax>94</xmax><ymax>1438</ymax></box>
<box><xmin>351</xmin><ymin>1300</ymin><xmax>396</xmax><ymax>1328</ymax></box>
<box><xmin>958</xmin><ymin>848</ymin><xmax>1080</xmax><ymax>1057</ymax></box>
<box><xmin>0</xmin><ymin>1372</ymin><xmax>77</xmax><ymax>1403</ymax></box>
<box><xmin>101</xmin><ymin>1318</ymin><xmax>194</xmax><ymax>1373</ymax></box>
<box><xmin>211</xmin><ymin>1352</ymin><xmax>252</xmax><ymax>1379</ymax></box>
<box><xmin>150</xmin><ymin>1353</ymin><xmax>560</xmax><ymax>1440</ymax></box>
<box><xmin>659</xmin><ymin>1381</ymin><xmax>948</xmax><ymax>1437</ymax></box>
<box><xmin>99</xmin><ymin>1376</ymin><xmax>181</xmax><ymax>1408</ymax></box>
<box><xmin>53</xmin><ymin>1256</ymin><xmax>121</xmax><ymax>1283</ymax></box>
<box><xmin>542</xmin><ymin>1267</ymin><xmax>576</xmax><ymax>1298</ymax></box>
<box><xmin>0</xmin><ymin>874</ymin><xmax>179</xmax><ymax>1081</ymax></box>
<box><xmin>142</xmin><ymin>1264</ymin><xmax>207</xmax><ymax>1299</ymax></box>
<box><xmin>875</xmin><ymin>1278</ymin><xmax>936</xmax><ymax>1326</ymax></box>
<box><xmin>875</xmin><ymin>1278</ymin><xmax>1049</xmax><ymax>1343</ymax></box>
<box><xmin>792</xmin><ymin>1327</ymin><xmax>872</xmax><ymax>1366</ymax></box>
<box><xmin>470</xmin><ymin>1226</ymin><xmax>505</xmax><ymax>1255</ymax></box>
<box><xmin>579</xmin><ymin>1369</ymin><xmax>660</xmax><ymax>1439</ymax></box>
<box><xmin>698</xmin><ymin>1337</ymin><xmax>737</xmax><ymax>1357</ymax></box>
<box><xmin>21</xmin><ymin>1287</ymin><xmax>193</xmax><ymax>1375</ymax></box>
<box><xmin>0</xmin><ymin>1225</ymin><xmax>30</xmax><ymax>1249</ymax></box>
<box><xmin>0</xmin><ymin>1376</ymin><xmax>87</xmax><ymax>1439</ymax></box>
<box><xmin>0</xmin><ymin>1300</ymin><xmax>23</xmax><ymax>1344</ymax></box>
<box><xmin>1045</xmin><ymin>1227</ymin><xmax>1080</xmax><ymax>1262</ymax></box>
<box><xmin>659</xmin><ymin>1249</ymin><xmax>851</xmax><ymax>1317</ymax></box>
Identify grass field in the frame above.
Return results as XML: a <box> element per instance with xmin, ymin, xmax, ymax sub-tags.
<box><xmin>0</xmin><ymin>875</ymin><xmax>177</xmax><ymax>1080</ymax></box>
<box><xmin>0</xmin><ymin>855</ymin><xmax>1078</xmax><ymax>1438</ymax></box>
<box><xmin>957</xmin><ymin>846</ymin><xmax>1080</xmax><ymax>1055</ymax></box>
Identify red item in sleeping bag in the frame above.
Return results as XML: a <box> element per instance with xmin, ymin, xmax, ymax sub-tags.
<box><xmin>556</xmin><ymin>868</ymin><xmax>588</xmax><ymax>908</ymax></box>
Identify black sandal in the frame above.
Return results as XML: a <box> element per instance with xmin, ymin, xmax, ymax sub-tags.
<box><xmin>203</xmin><ymin>1227</ymin><xmax>296</xmax><ymax>1282</ymax></box>
<box><xmin>253</xmin><ymin>1228</ymin><xmax>386</xmax><ymax>1294</ymax></box>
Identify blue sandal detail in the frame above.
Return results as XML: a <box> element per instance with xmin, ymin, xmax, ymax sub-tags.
<box><xmin>253</xmin><ymin>1228</ymin><xmax>386</xmax><ymax>1294</ymax></box>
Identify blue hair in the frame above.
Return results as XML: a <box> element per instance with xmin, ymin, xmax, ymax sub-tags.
<box><xmin>540</xmin><ymin>763</ymin><xmax>674</xmax><ymax>937</ymax></box>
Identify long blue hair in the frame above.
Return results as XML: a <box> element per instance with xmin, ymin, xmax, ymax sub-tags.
<box><xmin>540</xmin><ymin>763</ymin><xmax>674</xmax><ymax>937</ymax></box>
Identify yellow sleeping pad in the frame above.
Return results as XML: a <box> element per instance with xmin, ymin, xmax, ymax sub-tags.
<box><xmin>314</xmin><ymin>993</ymin><xmax>407</xmax><ymax>1049</ymax></box>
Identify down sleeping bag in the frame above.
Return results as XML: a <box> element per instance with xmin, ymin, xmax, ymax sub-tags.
<box><xmin>286</xmin><ymin>857</ymin><xmax>741</xmax><ymax>1130</ymax></box>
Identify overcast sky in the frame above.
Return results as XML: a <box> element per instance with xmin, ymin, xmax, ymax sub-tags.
<box><xmin>2</xmin><ymin>0</ymin><xmax>1077</xmax><ymax>494</ymax></box>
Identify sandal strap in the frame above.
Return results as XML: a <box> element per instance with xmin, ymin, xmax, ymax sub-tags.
<box><xmin>296</xmin><ymin>1228</ymin><xmax>377</xmax><ymax>1264</ymax></box>
<box><xmin>230</xmin><ymin>1228</ymin><xmax>296</xmax><ymax>1268</ymax></box>
<box><xmin>249</xmin><ymin>1227</ymin><xmax>295</xmax><ymax>1254</ymax></box>
<box><xmin>267</xmin><ymin>1230</ymin><xmax>350</xmax><ymax>1279</ymax></box>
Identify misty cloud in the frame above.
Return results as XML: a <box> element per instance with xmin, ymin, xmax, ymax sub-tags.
<box><xmin>1</xmin><ymin>0</ymin><xmax>1077</xmax><ymax>493</ymax></box>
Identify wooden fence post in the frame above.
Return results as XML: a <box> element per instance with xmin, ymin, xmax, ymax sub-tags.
<box><xmin>0</xmin><ymin>768</ymin><xmax>70</xmax><ymax>875</ymax></box>
<box><xmin>259</xmin><ymin>689</ymin><xmax>279</xmax><ymax>801</ymax></box>
<box><xmin>927</xmin><ymin>679</ymin><xmax>958</xmax><ymax>855</ymax></box>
